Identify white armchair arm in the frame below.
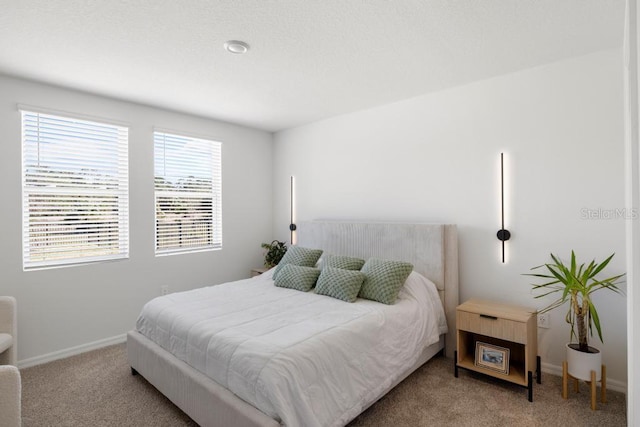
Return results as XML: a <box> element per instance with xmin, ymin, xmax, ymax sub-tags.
<box><xmin>0</xmin><ymin>296</ymin><xmax>17</xmax><ymax>365</ymax></box>
<box><xmin>0</xmin><ymin>365</ymin><xmax>21</xmax><ymax>427</ymax></box>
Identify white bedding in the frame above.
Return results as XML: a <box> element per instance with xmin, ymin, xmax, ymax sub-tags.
<box><xmin>135</xmin><ymin>269</ymin><xmax>447</xmax><ymax>427</ymax></box>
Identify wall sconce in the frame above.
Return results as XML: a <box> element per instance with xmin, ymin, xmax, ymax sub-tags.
<box><xmin>289</xmin><ymin>175</ymin><xmax>296</xmax><ymax>244</ymax></box>
<box><xmin>497</xmin><ymin>152</ymin><xmax>511</xmax><ymax>263</ymax></box>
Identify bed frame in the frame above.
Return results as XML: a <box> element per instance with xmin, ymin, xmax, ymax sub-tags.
<box><xmin>127</xmin><ymin>221</ymin><xmax>458</xmax><ymax>427</ymax></box>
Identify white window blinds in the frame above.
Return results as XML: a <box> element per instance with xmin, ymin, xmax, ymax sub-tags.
<box><xmin>154</xmin><ymin>132</ymin><xmax>222</xmax><ymax>254</ymax></box>
<box><xmin>21</xmin><ymin>110</ymin><xmax>129</xmax><ymax>269</ymax></box>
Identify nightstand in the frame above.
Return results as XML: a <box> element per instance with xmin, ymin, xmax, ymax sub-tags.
<box><xmin>250</xmin><ymin>267</ymin><xmax>268</xmax><ymax>277</ymax></box>
<box><xmin>454</xmin><ymin>299</ymin><xmax>541</xmax><ymax>401</ymax></box>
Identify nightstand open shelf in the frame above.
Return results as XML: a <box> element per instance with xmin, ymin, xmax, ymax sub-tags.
<box><xmin>455</xmin><ymin>299</ymin><xmax>541</xmax><ymax>401</ymax></box>
<box><xmin>457</xmin><ymin>331</ymin><xmax>528</xmax><ymax>386</ymax></box>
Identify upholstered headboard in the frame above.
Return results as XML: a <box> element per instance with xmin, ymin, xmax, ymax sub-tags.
<box><xmin>296</xmin><ymin>221</ymin><xmax>459</xmax><ymax>358</ymax></box>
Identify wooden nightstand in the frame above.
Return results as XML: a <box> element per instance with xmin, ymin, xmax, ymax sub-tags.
<box><xmin>250</xmin><ymin>267</ymin><xmax>268</xmax><ymax>277</ymax></box>
<box><xmin>454</xmin><ymin>299</ymin><xmax>541</xmax><ymax>401</ymax></box>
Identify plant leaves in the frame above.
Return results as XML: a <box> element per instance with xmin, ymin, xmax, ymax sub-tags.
<box><xmin>525</xmin><ymin>251</ymin><xmax>625</xmax><ymax>347</ymax></box>
<box><xmin>588</xmin><ymin>300</ymin><xmax>604</xmax><ymax>343</ymax></box>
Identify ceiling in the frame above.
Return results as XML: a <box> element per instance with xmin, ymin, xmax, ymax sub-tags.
<box><xmin>0</xmin><ymin>1</ymin><xmax>626</xmax><ymax>132</ymax></box>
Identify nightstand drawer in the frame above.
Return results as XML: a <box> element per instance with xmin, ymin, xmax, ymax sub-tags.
<box><xmin>251</xmin><ymin>267</ymin><xmax>268</xmax><ymax>277</ymax></box>
<box><xmin>457</xmin><ymin>310</ymin><xmax>528</xmax><ymax>344</ymax></box>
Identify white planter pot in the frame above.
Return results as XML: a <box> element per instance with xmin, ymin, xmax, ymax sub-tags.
<box><xmin>566</xmin><ymin>343</ymin><xmax>601</xmax><ymax>381</ymax></box>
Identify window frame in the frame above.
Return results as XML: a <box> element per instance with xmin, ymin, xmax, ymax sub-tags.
<box><xmin>153</xmin><ymin>130</ymin><xmax>222</xmax><ymax>256</ymax></box>
<box><xmin>20</xmin><ymin>107</ymin><xmax>130</xmax><ymax>270</ymax></box>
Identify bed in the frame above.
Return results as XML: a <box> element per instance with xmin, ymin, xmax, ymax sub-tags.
<box><xmin>127</xmin><ymin>221</ymin><xmax>458</xmax><ymax>427</ymax></box>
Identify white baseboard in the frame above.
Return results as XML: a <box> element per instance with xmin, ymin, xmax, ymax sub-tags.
<box><xmin>541</xmin><ymin>361</ymin><xmax>627</xmax><ymax>394</ymax></box>
<box><xmin>17</xmin><ymin>333</ymin><xmax>127</xmax><ymax>369</ymax></box>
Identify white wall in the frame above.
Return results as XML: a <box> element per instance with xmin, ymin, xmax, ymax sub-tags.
<box><xmin>273</xmin><ymin>49</ymin><xmax>628</xmax><ymax>387</ymax></box>
<box><xmin>0</xmin><ymin>75</ymin><xmax>273</xmax><ymax>364</ymax></box>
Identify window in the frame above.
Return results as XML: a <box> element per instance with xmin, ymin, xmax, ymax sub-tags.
<box><xmin>21</xmin><ymin>109</ymin><xmax>129</xmax><ymax>269</ymax></box>
<box><xmin>154</xmin><ymin>131</ymin><xmax>222</xmax><ymax>254</ymax></box>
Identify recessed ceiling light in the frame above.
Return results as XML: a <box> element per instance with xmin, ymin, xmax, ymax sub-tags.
<box><xmin>224</xmin><ymin>40</ymin><xmax>250</xmax><ymax>54</ymax></box>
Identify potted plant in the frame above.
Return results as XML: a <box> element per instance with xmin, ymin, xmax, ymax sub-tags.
<box><xmin>526</xmin><ymin>251</ymin><xmax>624</xmax><ymax>381</ymax></box>
<box><xmin>261</xmin><ymin>240</ymin><xmax>287</xmax><ymax>268</ymax></box>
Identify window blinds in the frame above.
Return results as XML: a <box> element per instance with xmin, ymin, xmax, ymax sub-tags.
<box><xmin>21</xmin><ymin>110</ymin><xmax>129</xmax><ymax>269</ymax></box>
<box><xmin>154</xmin><ymin>132</ymin><xmax>222</xmax><ymax>254</ymax></box>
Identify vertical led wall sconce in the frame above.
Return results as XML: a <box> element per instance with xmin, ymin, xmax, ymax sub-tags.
<box><xmin>497</xmin><ymin>152</ymin><xmax>511</xmax><ymax>263</ymax></box>
<box><xmin>289</xmin><ymin>175</ymin><xmax>296</xmax><ymax>244</ymax></box>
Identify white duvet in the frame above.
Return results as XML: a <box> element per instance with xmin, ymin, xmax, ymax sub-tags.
<box><xmin>136</xmin><ymin>269</ymin><xmax>447</xmax><ymax>427</ymax></box>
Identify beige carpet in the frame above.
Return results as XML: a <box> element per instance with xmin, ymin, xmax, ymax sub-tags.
<box><xmin>20</xmin><ymin>343</ymin><xmax>626</xmax><ymax>426</ymax></box>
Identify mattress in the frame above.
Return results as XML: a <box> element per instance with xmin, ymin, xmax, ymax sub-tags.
<box><xmin>135</xmin><ymin>269</ymin><xmax>447</xmax><ymax>427</ymax></box>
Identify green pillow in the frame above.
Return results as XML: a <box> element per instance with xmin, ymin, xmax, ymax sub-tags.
<box><xmin>359</xmin><ymin>258</ymin><xmax>413</xmax><ymax>305</ymax></box>
<box><xmin>323</xmin><ymin>254</ymin><xmax>365</xmax><ymax>271</ymax></box>
<box><xmin>274</xmin><ymin>264</ymin><xmax>321</xmax><ymax>292</ymax></box>
<box><xmin>315</xmin><ymin>267</ymin><xmax>366</xmax><ymax>303</ymax></box>
<box><xmin>273</xmin><ymin>246</ymin><xmax>323</xmax><ymax>280</ymax></box>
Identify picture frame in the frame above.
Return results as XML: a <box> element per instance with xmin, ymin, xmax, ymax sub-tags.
<box><xmin>475</xmin><ymin>341</ymin><xmax>510</xmax><ymax>375</ymax></box>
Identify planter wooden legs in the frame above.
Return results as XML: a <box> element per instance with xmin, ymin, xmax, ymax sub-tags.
<box><xmin>562</xmin><ymin>361</ymin><xmax>606</xmax><ymax>410</ymax></box>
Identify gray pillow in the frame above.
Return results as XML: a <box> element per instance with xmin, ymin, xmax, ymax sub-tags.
<box><xmin>274</xmin><ymin>264</ymin><xmax>321</xmax><ymax>292</ymax></box>
<box><xmin>358</xmin><ymin>258</ymin><xmax>413</xmax><ymax>305</ymax></box>
<box><xmin>315</xmin><ymin>267</ymin><xmax>366</xmax><ymax>303</ymax></box>
<box><xmin>323</xmin><ymin>254</ymin><xmax>365</xmax><ymax>271</ymax></box>
<box><xmin>272</xmin><ymin>246</ymin><xmax>323</xmax><ymax>280</ymax></box>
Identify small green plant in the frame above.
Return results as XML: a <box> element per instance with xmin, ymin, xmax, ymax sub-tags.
<box><xmin>261</xmin><ymin>240</ymin><xmax>287</xmax><ymax>268</ymax></box>
<box><xmin>526</xmin><ymin>251</ymin><xmax>624</xmax><ymax>352</ymax></box>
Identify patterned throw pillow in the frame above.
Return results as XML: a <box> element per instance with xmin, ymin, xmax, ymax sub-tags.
<box><xmin>323</xmin><ymin>254</ymin><xmax>365</xmax><ymax>271</ymax></box>
<box><xmin>315</xmin><ymin>267</ymin><xmax>366</xmax><ymax>303</ymax></box>
<box><xmin>272</xmin><ymin>246</ymin><xmax>323</xmax><ymax>280</ymax></box>
<box><xmin>274</xmin><ymin>264</ymin><xmax>321</xmax><ymax>292</ymax></box>
<box><xmin>359</xmin><ymin>258</ymin><xmax>414</xmax><ymax>305</ymax></box>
